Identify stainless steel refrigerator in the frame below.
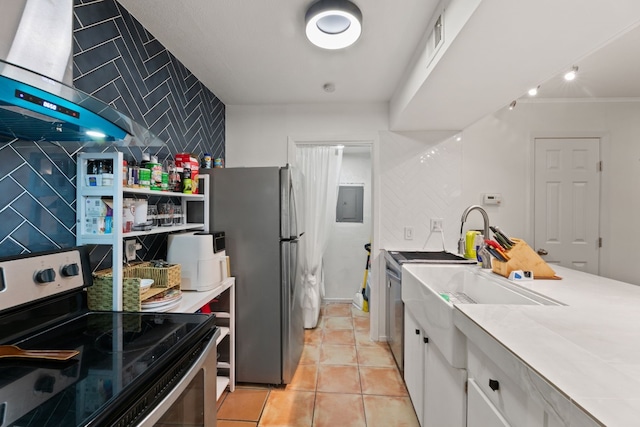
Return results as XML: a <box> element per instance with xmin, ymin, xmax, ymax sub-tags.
<box><xmin>198</xmin><ymin>166</ymin><xmax>305</xmax><ymax>384</ymax></box>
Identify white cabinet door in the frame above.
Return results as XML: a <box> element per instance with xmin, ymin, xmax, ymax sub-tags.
<box><xmin>467</xmin><ymin>379</ymin><xmax>511</xmax><ymax>427</ymax></box>
<box><xmin>404</xmin><ymin>310</ymin><xmax>424</xmax><ymax>425</ymax></box>
<box><xmin>423</xmin><ymin>343</ymin><xmax>467</xmax><ymax>427</ymax></box>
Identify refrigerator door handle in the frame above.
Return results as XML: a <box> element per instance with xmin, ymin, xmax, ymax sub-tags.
<box><xmin>280</xmin><ymin>167</ymin><xmax>291</xmax><ymax>239</ymax></box>
<box><xmin>290</xmin><ymin>239</ymin><xmax>298</xmax><ymax>295</ymax></box>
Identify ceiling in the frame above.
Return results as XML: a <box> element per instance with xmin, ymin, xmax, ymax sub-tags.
<box><xmin>533</xmin><ymin>23</ymin><xmax>640</xmax><ymax>100</ymax></box>
<box><xmin>117</xmin><ymin>0</ymin><xmax>640</xmax><ymax>131</ymax></box>
<box><xmin>117</xmin><ymin>0</ymin><xmax>440</xmax><ymax>106</ymax></box>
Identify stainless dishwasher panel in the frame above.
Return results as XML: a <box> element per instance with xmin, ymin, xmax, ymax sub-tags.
<box><xmin>386</xmin><ymin>265</ymin><xmax>403</xmax><ymax>373</ymax></box>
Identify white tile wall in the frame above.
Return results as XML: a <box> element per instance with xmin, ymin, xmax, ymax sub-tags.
<box><xmin>379</xmin><ymin>131</ymin><xmax>462</xmax><ymax>252</ymax></box>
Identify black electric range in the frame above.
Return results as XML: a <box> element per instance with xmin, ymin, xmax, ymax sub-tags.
<box><xmin>0</xmin><ymin>247</ymin><xmax>218</xmax><ymax>427</ymax></box>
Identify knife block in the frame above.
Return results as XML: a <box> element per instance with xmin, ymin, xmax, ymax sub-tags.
<box><xmin>491</xmin><ymin>238</ymin><xmax>558</xmax><ymax>279</ymax></box>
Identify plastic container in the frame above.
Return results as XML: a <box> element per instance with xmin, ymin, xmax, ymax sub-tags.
<box><xmin>203</xmin><ymin>153</ymin><xmax>212</xmax><ymax>168</ymax></box>
<box><xmin>147</xmin><ymin>162</ymin><xmax>162</xmax><ymax>190</ymax></box>
<box><xmin>161</xmin><ymin>172</ymin><xmax>169</xmax><ymax>191</ymax></box>
<box><xmin>101</xmin><ymin>173</ymin><xmax>114</xmax><ymax>186</ymax></box>
<box><xmin>86</xmin><ymin>174</ymin><xmax>102</xmax><ymax>186</ymax></box>
<box><xmin>181</xmin><ymin>168</ymin><xmax>192</xmax><ymax>194</ymax></box>
<box><xmin>139</xmin><ymin>168</ymin><xmax>151</xmax><ymax>189</ymax></box>
<box><xmin>122</xmin><ymin>160</ymin><xmax>128</xmax><ymax>186</ymax></box>
<box><xmin>159</xmin><ymin>202</ymin><xmax>174</xmax><ymax>226</ymax></box>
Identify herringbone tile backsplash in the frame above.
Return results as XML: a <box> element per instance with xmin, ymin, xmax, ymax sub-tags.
<box><xmin>0</xmin><ymin>0</ymin><xmax>225</xmax><ymax>259</ymax></box>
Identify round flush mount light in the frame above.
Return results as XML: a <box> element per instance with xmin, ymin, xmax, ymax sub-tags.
<box><xmin>305</xmin><ymin>0</ymin><xmax>362</xmax><ymax>50</ymax></box>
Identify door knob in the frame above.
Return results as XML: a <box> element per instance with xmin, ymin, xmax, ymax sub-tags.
<box><xmin>537</xmin><ymin>248</ymin><xmax>548</xmax><ymax>256</ymax></box>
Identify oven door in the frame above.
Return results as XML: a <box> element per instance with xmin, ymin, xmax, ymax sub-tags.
<box><xmin>137</xmin><ymin>335</ymin><xmax>218</xmax><ymax>427</ymax></box>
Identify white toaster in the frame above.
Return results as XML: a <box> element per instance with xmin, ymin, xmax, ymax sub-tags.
<box><xmin>167</xmin><ymin>232</ymin><xmax>228</xmax><ymax>291</ymax></box>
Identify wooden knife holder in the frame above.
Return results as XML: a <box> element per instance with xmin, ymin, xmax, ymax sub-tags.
<box><xmin>491</xmin><ymin>238</ymin><xmax>558</xmax><ymax>279</ymax></box>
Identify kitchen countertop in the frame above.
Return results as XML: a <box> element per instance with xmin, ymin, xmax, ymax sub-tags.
<box><xmin>453</xmin><ymin>265</ymin><xmax>640</xmax><ymax>426</ymax></box>
<box><xmin>169</xmin><ymin>277</ymin><xmax>235</xmax><ymax>313</ymax></box>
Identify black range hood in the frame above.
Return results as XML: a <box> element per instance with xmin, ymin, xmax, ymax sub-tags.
<box><xmin>0</xmin><ymin>59</ymin><xmax>165</xmax><ymax>147</ymax></box>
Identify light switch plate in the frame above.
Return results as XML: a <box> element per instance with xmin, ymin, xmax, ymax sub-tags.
<box><xmin>404</xmin><ymin>226</ymin><xmax>414</xmax><ymax>240</ymax></box>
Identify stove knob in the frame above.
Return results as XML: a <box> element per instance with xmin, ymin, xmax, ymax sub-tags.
<box><xmin>61</xmin><ymin>263</ymin><xmax>80</xmax><ymax>277</ymax></box>
<box><xmin>35</xmin><ymin>268</ymin><xmax>56</xmax><ymax>284</ymax></box>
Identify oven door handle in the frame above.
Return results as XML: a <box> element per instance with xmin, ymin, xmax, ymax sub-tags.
<box><xmin>136</xmin><ymin>330</ymin><xmax>220</xmax><ymax>426</ymax></box>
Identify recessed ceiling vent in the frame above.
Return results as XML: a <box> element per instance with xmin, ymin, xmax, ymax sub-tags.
<box><xmin>425</xmin><ymin>13</ymin><xmax>444</xmax><ymax>68</ymax></box>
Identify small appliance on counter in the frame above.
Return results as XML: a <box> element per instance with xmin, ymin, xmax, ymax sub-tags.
<box><xmin>167</xmin><ymin>231</ymin><xmax>228</xmax><ymax>291</ymax></box>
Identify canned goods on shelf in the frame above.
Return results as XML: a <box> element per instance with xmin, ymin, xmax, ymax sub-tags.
<box><xmin>139</xmin><ymin>168</ymin><xmax>151</xmax><ymax>189</ymax></box>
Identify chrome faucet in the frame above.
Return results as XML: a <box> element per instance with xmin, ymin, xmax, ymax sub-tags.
<box><xmin>458</xmin><ymin>205</ymin><xmax>492</xmax><ymax>268</ymax></box>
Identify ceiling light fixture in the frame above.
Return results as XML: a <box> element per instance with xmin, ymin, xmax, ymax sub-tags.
<box><xmin>564</xmin><ymin>66</ymin><xmax>578</xmax><ymax>81</ymax></box>
<box><xmin>509</xmin><ymin>100</ymin><xmax>517</xmax><ymax>110</ymax></box>
<box><xmin>305</xmin><ymin>0</ymin><xmax>362</xmax><ymax>50</ymax></box>
<box><xmin>528</xmin><ymin>86</ymin><xmax>539</xmax><ymax>96</ymax></box>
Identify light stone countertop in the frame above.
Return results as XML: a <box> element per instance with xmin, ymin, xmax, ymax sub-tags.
<box><xmin>453</xmin><ymin>265</ymin><xmax>640</xmax><ymax>426</ymax></box>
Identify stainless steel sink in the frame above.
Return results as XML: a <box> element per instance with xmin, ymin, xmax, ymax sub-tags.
<box><xmin>388</xmin><ymin>250</ymin><xmax>477</xmax><ymax>264</ymax></box>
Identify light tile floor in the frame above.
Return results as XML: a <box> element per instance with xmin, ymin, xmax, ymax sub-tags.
<box><xmin>216</xmin><ymin>303</ymin><xmax>420</xmax><ymax>427</ymax></box>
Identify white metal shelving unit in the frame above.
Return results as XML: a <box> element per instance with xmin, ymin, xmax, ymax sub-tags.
<box><xmin>75</xmin><ymin>151</ymin><xmax>206</xmax><ymax>310</ymax></box>
<box><xmin>76</xmin><ymin>152</ymin><xmax>236</xmax><ymax>399</ymax></box>
<box><xmin>176</xmin><ymin>277</ymin><xmax>237</xmax><ymax>398</ymax></box>
<box><xmin>76</xmin><ymin>151</ymin><xmax>235</xmax><ymax>397</ymax></box>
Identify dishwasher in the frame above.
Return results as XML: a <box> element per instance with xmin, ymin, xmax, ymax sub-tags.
<box><xmin>385</xmin><ymin>253</ymin><xmax>404</xmax><ymax>373</ymax></box>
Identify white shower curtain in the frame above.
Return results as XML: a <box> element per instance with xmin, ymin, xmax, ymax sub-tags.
<box><xmin>296</xmin><ymin>145</ymin><xmax>343</xmax><ymax>328</ymax></box>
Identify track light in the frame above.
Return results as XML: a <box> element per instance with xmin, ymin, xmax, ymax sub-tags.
<box><xmin>528</xmin><ymin>86</ymin><xmax>539</xmax><ymax>97</ymax></box>
<box><xmin>564</xmin><ymin>66</ymin><xmax>578</xmax><ymax>81</ymax></box>
<box><xmin>509</xmin><ymin>100</ymin><xmax>517</xmax><ymax>110</ymax></box>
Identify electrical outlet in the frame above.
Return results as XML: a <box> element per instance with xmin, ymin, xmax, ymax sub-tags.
<box><xmin>404</xmin><ymin>226</ymin><xmax>414</xmax><ymax>240</ymax></box>
<box><xmin>431</xmin><ymin>218</ymin><xmax>443</xmax><ymax>232</ymax></box>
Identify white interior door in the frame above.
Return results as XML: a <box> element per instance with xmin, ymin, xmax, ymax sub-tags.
<box><xmin>534</xmin><ymin>137</ymin><xmax>600</xmax><ymax>274</ymax></box>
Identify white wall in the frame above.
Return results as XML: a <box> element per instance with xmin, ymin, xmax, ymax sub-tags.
<box><xmin>378</xmin><ymin>131</ymin><xmax>463</xmax><ymax>252</ymax></box>
<box><xmin>324</xmin><ymin>149</ymin><xmax>372</xmax><ymax>302</ymax></box>
<box><xmin>226</xmin><ymin>103</ymin><xmax>388</xmax><ymax>167</ymax></box>
<box><xmin>461</xmin><ymin>99</ymin><xmax>640</xmax><ymax>285</ymax></box>
<box><xmin>226</xmin><ymin>103</ymin><xmax>387</xmax><ymax>338</ymax></box>
<box><xmin>225</xmin><ymin>103</ymin><xmax>465</xmax><ymax>340</ymax></box>
<box><xmin>226</xmin><ymin>98</ymin><xmax>640</xmax><ymax>340</ymax></box>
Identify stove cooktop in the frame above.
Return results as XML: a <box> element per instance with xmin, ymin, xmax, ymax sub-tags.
<box><xmin>0</xmin><ymin>311</ymin><xmax>215</xmax><ymax>427</ymax></box>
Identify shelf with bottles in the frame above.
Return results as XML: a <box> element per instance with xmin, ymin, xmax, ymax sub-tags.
<box><xmin>76</xmin><ymin>151</ymin><xmax>210</xmax><ymax>311</ymax></box>
<box><xmin>77</xmin><ymin>153</ymin><xmax>208</xmax><ymax>240</ymax></box>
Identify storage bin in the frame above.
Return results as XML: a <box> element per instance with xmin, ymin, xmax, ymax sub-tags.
<box><xmin>88</xmin><ymin>262</ymin><xmax>181</xmax><ymax>311</ymax></box>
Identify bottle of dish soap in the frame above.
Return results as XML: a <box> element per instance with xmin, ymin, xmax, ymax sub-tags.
<box><xmin>464</xmin><ymin>230</ymin><xmax>479</xmax><ymax>259</ymax></box>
